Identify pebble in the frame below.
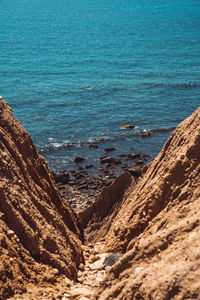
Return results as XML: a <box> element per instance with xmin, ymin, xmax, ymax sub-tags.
<box><xmin>134</xmin><ymin>266</ymin><xmax>144</xmax><ymax>275</ymax></box>
<box><xmin>64</xmin><ymin>277</ymin><xmax>73</xmax><ymax>287</ymax></box>
<box><xmin>69</xmin><ymin>287</ymin><xmax>94</xmax><ymax>297</ymax></box>
<box><xmin>7</xmin><ymin>230</ymin><xmax>15</xmax><ymax>238</ymax></box>
<box><xmin>79</xmin><ymin>263</ymin><xmax>85</xmax><ymax>271</ymax></box>
<box><xmin>78</xmin><ymin>277</ymin><xmax>85</xmax><ymax>283</ymax></box>
<box><xmin>63</xmin><ymin>293</ymin><xmax>70</xmax><ymax>297</ymax></box>
<box><xmin>53</xmin><ymin>268</ymin><xmax>59</xmax><ymax>275</ymax></box>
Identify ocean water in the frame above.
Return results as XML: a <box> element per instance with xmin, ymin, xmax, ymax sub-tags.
<box><xmin>0</xmin><ymin>0</ymin><xmax>200</xmax><ymax>172</ymax></box>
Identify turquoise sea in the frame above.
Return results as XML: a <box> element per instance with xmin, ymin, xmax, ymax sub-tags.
<box><xmin>0</xmin><ymin>0</ymin><xmax>200</xmax><ymax>172</ymax></box>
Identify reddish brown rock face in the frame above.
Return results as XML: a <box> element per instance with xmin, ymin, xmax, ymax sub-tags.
<box><xmin>0</xmin><ymin>99</ymin><xmax>84</xmax><ymax>299</ymax></box>
<box><xmin>1</xmin><ymin>96</ymin><xmax>200</xmax><ymax>300</ymax></box>
<box><xmin>94</xmin><ymin>107</ymin><xmax>200</xmax><ymax>299</ymax></box>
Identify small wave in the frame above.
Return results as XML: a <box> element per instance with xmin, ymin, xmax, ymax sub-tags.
<box><xmin>131</xmin><ymin>127</ymin><xmax>175</xmax><ymax>136</ymax></box>
<box><xmin>172</xmin><ymin>83</ymin><xmax>199</xmax><ymax>89</ymax></box>
<box><xmin>38</xmin><ymin>137</ymin><xmax>109</xmax><ymax>153</ymax></box>
<box><xmin>39</xmin><ymin>142</ymin><xmax>84</xmax><ymax>153</ymax></box>
<box><xmin>149</xmin><ymin>127</ymin><xmax>175</xmax><ymax>134</ymax></box>
<box><xmin>144</xmin><ymin>82</ymin><xmax>199</xmax><ymax>89</ymax></box>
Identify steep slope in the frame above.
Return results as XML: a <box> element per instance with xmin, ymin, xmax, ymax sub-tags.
<box><xmin>80</xmin><ymin>171</ymin><xmax>134</xmax><ymax>240</ymax></box>
<box><xmin>0</xmin><ymin>98</ymin><xmax>84</xmax><ymax>299</ymax></box>
<box><xmin>94</xmin><ymin>107</ymin><xmax>200</xmax><ymax>299</ymax></box>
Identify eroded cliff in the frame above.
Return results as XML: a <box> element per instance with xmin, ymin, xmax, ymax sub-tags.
<box><xmin>0</xmin><ymin>98</ymin><xmax>84</xmax><ymax>299</ymax></box>
<box><xmin>93</xmin><ymin>107</ymin><xmax>200</xmax><ymax>299</ymax></box>
<box><xmin>1</xmin><ymin>96</ymin><xmax>200</xmax><ymax>300</ymax></box>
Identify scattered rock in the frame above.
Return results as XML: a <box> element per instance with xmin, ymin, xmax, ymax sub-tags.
<box><xmin>140</xmin><ymin>131</ymin><xmax>151</xmax><ymax>137</ymax></box>
<box><xmin>121</xmin><ymin>124</ymin><xmax>135</xmax><ymax>129</ymax></box>
<box><xmin>64</xmin><ymin>277</ymin><xmax>73</xmax><ymax>287</ymax></box>
<box><xmin>79</xmin><ymin>263</ymin><xmax>85</xmax><ymax>271</ymax></box>
<box><xmin>74</xmin><ymin>156</ymin><xmax>85</xmax><ymax>163</ymax></box>
<box><xmin>7</xmin><ymin>230</ymin><xmax>15</xmax><ymax>238</ymax></box>
<box><xmin>100</xmin><ymin>156</ymin><xmax>116</xmax><ymax>164</ymax></box>
<box><xmin>135</xmin><ymin>159</ymin><xmax>144</xmax><ymax>165</ymax></box>
<box><xmin>54</xmin><ymin>171</ymin><xmax>69</xmax><ymax>184</ymax></box>
<box><xmin>104</xmin><ymin>147</ymin><xmax>116</xmax><ymax>152</ymax></box>
<box><xmin>89</xmin><ymin>144</ymin><xmax>98</xmax><ymax>149</ymax></box>
<box><xmin>128</xmin><ymin>168</ymin><xmax>142</xmax><ymax>178</ymax></box>
<box><xmin>69</xmin><ymin>287</ymin><xmax>94</xmax><ymax>298</ymax></box>
<box><xmin>85</xmin><ymin>164</ymin><xmax>94</xmax><ymax>169</ymax></box>
<box><xmin>127</xmin><ymin>153</ymin><xmax>141</xmax><ymax>160</ymax></box>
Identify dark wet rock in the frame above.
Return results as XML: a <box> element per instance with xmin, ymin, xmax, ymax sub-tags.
<box><xmin>100</xmin><ymin>156</ymin><xmax>116</xmax><ymax>164</ymax></box>
<box><xmin>70</xmin><ymin>169</ymin><xmax>76</xmax><ymax>174</ymax></box>
<box><xmin>119</xmin><ymin>154</ymin><xmax>127</xmax><ymax>158</ymax></box>
<box><xmin>89</xmin><ymin>144</ymin><xmax>98</xmax><ymax>149</ymax></box>
<box><xmin>78</xmin><ymin>166</ymin><xmax>84</xmax><ymax>170</ymax></box>
<box><xmin>103</xmin><ymin>169</ymin><xmax>112</xmax><ymax>174</ymax></box>
<box><xmin>104</xmin><ymin>163</ymin><xmax>112</xmax><ymax>169</ymax></box>
<box><xmin>114</xmin><ymin>159</ymin><xmax>122</xmax><ymax>165</ymax></box>
<box><xmin>135</xmin><ymin>159</ymin><xmax>144</xmax><ymax>165</ymax></box>
<box><xmin>79</xmin><ymin>184</ymin><xmax>88</xmax><ymax>190</ymax></box>
<box><xmin>85</xmin><ymin>164</ymin><xmax>94</xmax><ymax>169</ymax></box>
<box><xmin>103</xmin><ymin>253</ymin><xmax>123</xmax><ymax>267</ymax></box>
<box><xmin>128</xmin><ymin>168</ymin><xmax>142</xmax><ymax>178</ymax></box>
<box><xmin>69</xmin><ymin>180</ymin><xmax>76</xmax><ymax>185</ymax></box>
<box><xmin>74</xmin><ymin>156</ymin><xmax>85</xmax><ymax>163</ymax></box>
<box><xmin>54</xmin><ymin>171</ymin><xmax>69</xmax><ymax>184</ymax></box>
<box><xmin>121</xmin><ymin>164</ymin><xmax>128</xmax><ymax>170</ymax></box>
<box><xmin>104</xmin><ymin>147</ymin><xmax>116</xmax><ymax>152</ymax></box>
<box><xmin>127</xmin><ymin>153</ymin><xmax>141</xmax><ymax>160</ymax></box>
<box><xmin>74</xmin><ymin>173</ymin><xmax>85</xmax><ymax>180</ymax></box>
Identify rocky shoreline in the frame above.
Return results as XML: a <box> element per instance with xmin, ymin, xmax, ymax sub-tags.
<box><xmin>53</xmin><ymin>151</ymin><xmax>151</xmax><ymax>214</ymax></box>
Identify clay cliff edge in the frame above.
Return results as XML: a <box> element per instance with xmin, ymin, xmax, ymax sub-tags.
<box><xmin>93</xmin><ymin>107</ymin><xmax>200</xmax><ymax>299</ymax></box>
<box><xmin>0</xmin><ymin>98</ymin><xmax>84</xmax><ymax>299</ymax></box>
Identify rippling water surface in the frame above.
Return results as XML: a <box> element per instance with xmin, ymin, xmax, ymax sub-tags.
<box><xmin>0</xmin><ymin>0</ymin><xmax>200</xmax><ymax>171</ymax></box>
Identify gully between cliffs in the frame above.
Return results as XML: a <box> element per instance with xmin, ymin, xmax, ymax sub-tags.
<box><xmin>0</xmin><ymin>97</ymin><xmax>200</xmax><ymax>300</ymax></box>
